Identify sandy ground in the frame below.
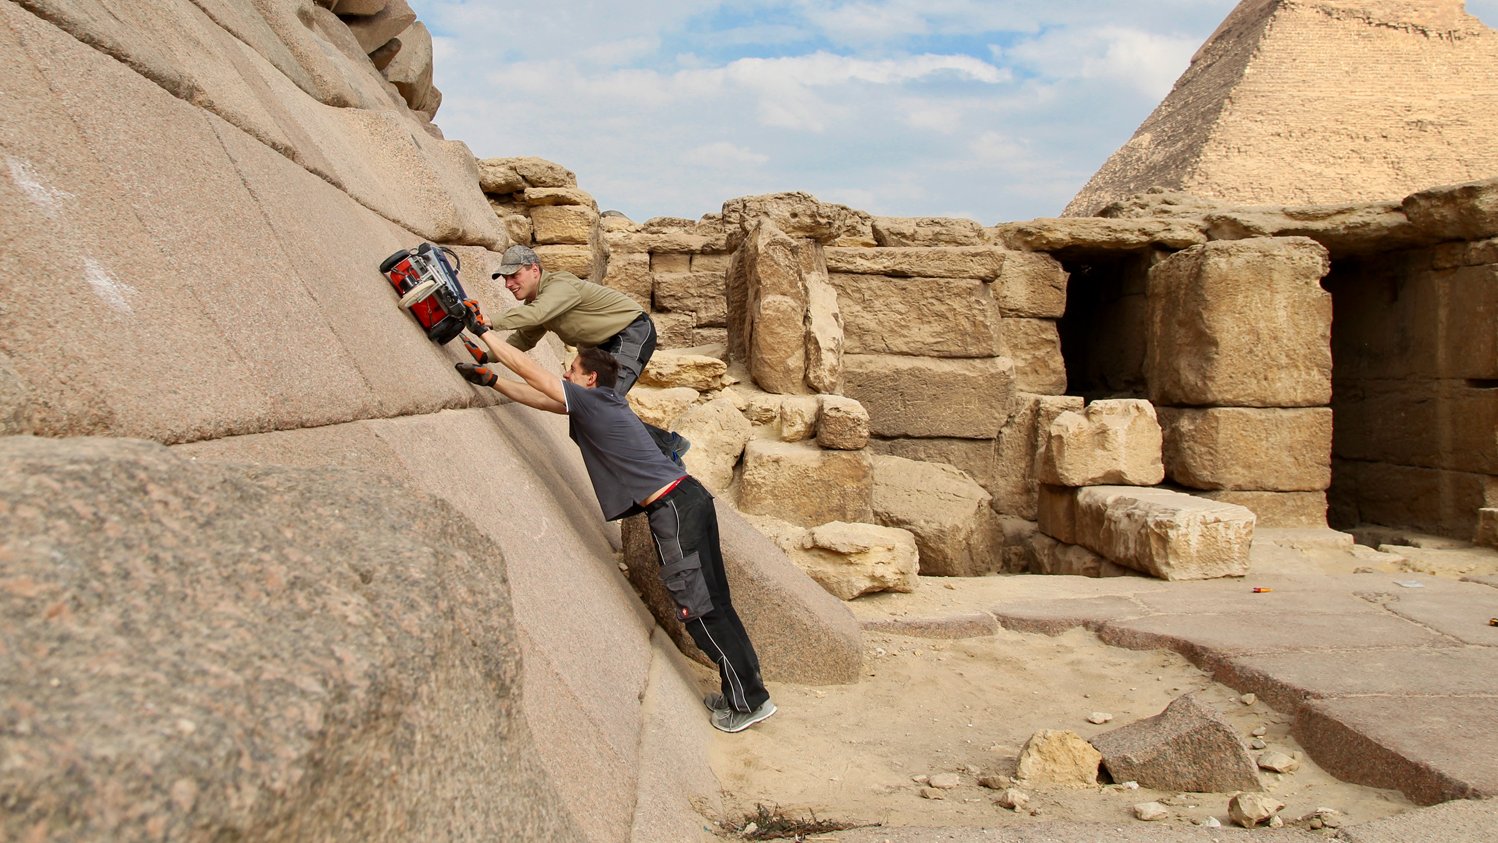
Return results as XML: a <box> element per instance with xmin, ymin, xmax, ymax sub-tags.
<box><xmin>701</xmin><ymin>531</ymin><xmax>1498</xmax><ymax>837</ymax></box>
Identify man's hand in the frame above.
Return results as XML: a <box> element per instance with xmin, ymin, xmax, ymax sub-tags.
<box><xmin>461</xmin><ymin>298</ymin><xmax>490</xmax><ymax>335</ymax></box>
<box><xmin>460</xmin><ymin>334</ymin><xmax>490</xmax><ymax>364</ymax></box>
<box><xmin>456</xmin><ymin>362</ymin><xmax>498</xmax><ymax>387</ymax></box>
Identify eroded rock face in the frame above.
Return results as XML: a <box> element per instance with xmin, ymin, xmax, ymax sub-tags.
<box><xmin>0</xmin><ymin>436</ymin><xmax>578</xmax><ymax>841</ymax></box>
<box><xmin>672</xmin><ymin>396</ymin><xmax>752</xmax><ymax>493</ymax></box>
<box><xmin>750</xmin><ymin>517</ymin><xmax>919</xmax><ymax>600</ymax></box>
<box><xmin>1090</xmin><ymin>693</ymin><xmax>1262</xmax><ymax>794</ymax></box>
<box><xmin>1159</xmin><ymin>407</ymin><xmax>1333</xmax><ymax>491</ymax></box>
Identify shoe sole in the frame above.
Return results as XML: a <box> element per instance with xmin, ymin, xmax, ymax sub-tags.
<box><xmin>712</xmin><ymin>701</ymin><xmax>777</xmax><ymax>733</ymax></box>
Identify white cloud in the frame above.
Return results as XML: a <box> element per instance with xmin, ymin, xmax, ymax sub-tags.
<box><xmin>684</xmin><ymin>141</ymin><xmax>770</xmax><ymax>169</ymax></box>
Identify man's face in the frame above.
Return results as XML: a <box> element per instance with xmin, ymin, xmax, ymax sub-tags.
<box><xmin>563</xmin><ymin>356</ymin><xmax>598</xmax><ymax>389</ymax></box>
<box><xmin>501</xmin><ymin>263</ymin><xmax>542</xmax><ymax>302</ymax></box>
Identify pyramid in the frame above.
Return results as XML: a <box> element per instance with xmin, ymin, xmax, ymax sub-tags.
<box><xmin>1065</xmin><ymin>0</ymin><xmax>1498</xmax><ymax>216</ymax></box>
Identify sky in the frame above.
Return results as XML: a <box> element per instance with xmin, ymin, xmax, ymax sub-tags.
<box><xmin>412</xmin><ymin>1</ymin><xmax>1498</xmax><ymax>225</ymax></box>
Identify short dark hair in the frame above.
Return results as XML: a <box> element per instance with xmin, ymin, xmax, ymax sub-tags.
<box><xmin>576</xmin><ymin>347</ymin><xmax>619</xmax><ymax>389</ymax></box>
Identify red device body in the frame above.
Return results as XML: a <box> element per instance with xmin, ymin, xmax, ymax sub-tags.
<box><xmin>380</xmin><ymin>243</ymin><xmax>469</xmax><ymax>344</ymax></box>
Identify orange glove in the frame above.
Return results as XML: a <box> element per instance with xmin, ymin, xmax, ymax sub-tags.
<box><xmin>461</xmin><ymin>298</ymin><xmax>490</xmax><ymax>335</ymax></box>
<box><xmin>456</xmin><ymin>362</ymin><xmax>497</xmax><ymax>387</ymax></box>
<box><xmin>460</xmin><ymin>335</ymin><xmax>490</xmax><ymax>364</ymax></box>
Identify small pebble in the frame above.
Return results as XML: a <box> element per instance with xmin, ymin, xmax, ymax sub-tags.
<box><xmin>1240</xmin><ymin>693</ymin><xmax>1257</xmax><ymax>705</ymax></box>
<box><xmin>1087</xmin><ymin>712</ymin><xmax>1113</xmax><ymax>725</ymax></box>
<box><xmin>929</xmin><ymin>772</ymin><xmax>960</xmax><ymax>789</ymax></box>
<box><xmin>1251</xmin><ymin>726</ymin><xmax>1267</xmax><ymax>737</ymax></box>
<box><xmin>1250</xmin><ymin>738</ymin><xmax>1267</xmax><ymax>750</ymax></box>
<box><xmin>995</xmin><ymin>788</ymin><xmax>1029</xmax><ymax>811</ymax></box>
<box><xmin>1309</xmin><ymin>817</ymin><xmax>1324</xmax><ymax>830</ymax></box>
<box><xmin>978</xmin><ymin>775</ymin><xmax>1008</xmax><ymax>790</ymax></box>
<box><xmin>911</xmin><ymin>775</ymin><xmax>929</xmax><ymax>784</ymax></box>
<box><xmin>742</xmin><ymin>821</ymin><xmax>759</xmax><ymax>835</ymax></box>
<box><xmin>1199</xmin><ymin>816</ymin><xmax>1221</xmax><ymax>828</ymax></box>
<box><xmin>1117</xmin><ymin>780</ymin><xmax>1139</xmax><ymax>790</ymax></box>
<box><xmin>1258</xmin><ymin>751</ymin><xmax>1301</xmax><ymax>774</ymax></box>
<box><xmin>1269</xmin><ymin>815</ymin><xmax>1284</xmax><ymax>828</ymax></box>
<box><xmin>617</xmin><ymin>562</ymin><xmax>628</xmax><ymax>572</ymax></box>
<box><xmin>920</xmin><ymin>787</ymin><xmax>944</xmax><ymax>800</ymax></box>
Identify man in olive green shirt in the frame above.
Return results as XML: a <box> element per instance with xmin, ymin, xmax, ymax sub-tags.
<box><xmin>472</xmin><ymin>245</ymin><xmax>688</xmax><ymax>460</ymax></box>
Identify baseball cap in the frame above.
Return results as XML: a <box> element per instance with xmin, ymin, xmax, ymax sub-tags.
<box><xmin>492</xmin><ymin>244</ymin><xmax>539</xmax><ymax>278</ymax></box>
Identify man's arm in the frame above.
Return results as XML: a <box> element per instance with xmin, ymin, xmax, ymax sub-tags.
<box><xmin>479</xmin><ymin>334</ymin><xmax>567</xmax><ymax>411</ymax></box>
<box><xmin>487</xmin><ymin>371</ymin><xmax>566</xmax><ymax>414</ymax></box>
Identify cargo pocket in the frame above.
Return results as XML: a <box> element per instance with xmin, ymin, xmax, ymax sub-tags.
<box><xmin>660</xmin><ymin>552</ymin><xmax>714</xmax><ymax>620</ymax></box>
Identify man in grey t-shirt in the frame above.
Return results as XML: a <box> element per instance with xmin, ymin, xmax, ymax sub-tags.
<box><xmin>453</xmin><ymin>298</ymin><xmax>774</xmax><ymax>733</ymax></box>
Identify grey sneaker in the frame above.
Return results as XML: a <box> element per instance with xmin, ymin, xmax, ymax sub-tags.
<box><xmin>703</xmin><ymin>692</ymin><xmax>729</xmax><ymax>712</ymax></box>
<box><xmin>711</xmin><ymin>699</ymin><xmax>776</xmax><ymax>733</ymax></box>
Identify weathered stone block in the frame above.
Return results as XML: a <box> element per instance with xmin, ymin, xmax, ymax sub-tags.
<box><xmin>1194</xmin><ymin>490</ymin><xmax>1328</xmax><ymax>528</ymax></box>
<box><xmin>721</xmin><ymin>192</ymin><xmax>858</xmax><ymax>246</ymax></box>
<box><xmin>1024</xmin><ymin>532</ymin><xmax>1131</xmax><ymax>578</ymax></box>
<box><xmin>672</xmin><ymin>396</ymin><xmax>751</xmax><ymax>493</ymax></box>
<box><xmin>1331</xmin><ymin>264</ymin><xmax>1498</xmax><ymax>381</ymax></box>
<box><xmin>650</xmin><ymin>252</ymin><xmax>690</xmax><ymax>273</ymax></box>
<box><xmin>600</xmin><ymin>250</ymin><xmax>651</xmax><ymax>309</ymax></box>
<box><xmin>1090</xmin><ymin>693</ymin><xmax>1262</xmax><ymax>794</ymax></box>
<box><xmin>1334</xmin><ymin>461</ymin><xmax>1488</xmax><ymax>540</ymax></box>
<box><xmin>530</xmin><ymin>204</ymin><xmax>596</xmax><ymax>245</ymax></box>
<box><xmin>653</xmin><ymin>271</ymin><xmax>727</xmax><ymax>325</ymax></box>
<box><xmin>817</xmin><ymin>395</ymin><xmax>870</xmax><ymax>450</ymax></box>
<box><xmin>1148</xmin><ymin>238</ymin><xmax>1331</xmax><ymax>407</ymax></box>
<box><xmin>843</xmin><ymin>354</ymin><xmax>1015</xmax><ymax>439</ymax></box>
<box><xmin>778</xmin><ymin>395</ymin><xmax>819</xmax><ymax>442</ymax></box>
<box><xmin>1001</xmin><ymin>318</ymin><xmax>1066</xmax><ymax>394</ymax></box>
<box><xmin>532</xmin><ymin>244</ymin><xmax>595</xmax><ymax>280</ymax></box>
<box><xmin>738</xmin><ymin>440</ymin><xmax>873</xmax><ymax>527</ymax></box>
<box><xmin>825</xmin><ymin>246</ymin><xmax>1004</xmax><ymax>279</ymax></box>
<box><xmin>872</xmin><ymin>455</ymin><xmax>1004</xmax><ymax>576</ymax></box>
<box><xmin>1038</xmin><ymin>399</ymin><xmax>1164</xmax><ymax>487</ymax></box>
<box><xmin>1159</xmin><ymin>407</ymin><xmax>1332</xmax><ymax>491</ymax></box>
<box><xmin>1015</xmin><ymin>730</ymin><xmax>1101</xmax><ymax>787</ymax></box>
<box><xmin>1333</xmin><ymin>380</ymin><xmax>1498</xmax><ymax>474</ymax></box>
<box><xmin>1403</xmin><ymin>177</ymin><xmax>1498</xmax><ymax>242</ymax></box>
<box><xmin>522</xmin><ymin>186</ymin><xmax>596</xmax><ymax>208</ymax></box>
<box><xmin>639</xmin><ymin>351</ymin><xmax>727</xmax><ymax>391</ymax></box>
<box><xmin>869</xmin><ymin>437</ymin><xmax>999</xmax><ymax>505</ymax></box>
<box><xmin>1036</xmin><ymin>484</ymin><xmax>1078</xmax><ymax>544</ymax></box>
<box><xmin>992</xmin><ymin>218</ymin><xmax>1208</xmax><ymax>252</ymax></box>
<box><xmin>752</xmin><ymin>518</ymin><xmax>920</xmax><ymax>600</ymax></box>
<box><xmin>871</xmin><ymin>216</ymin><xmax>984</xmax><ymax>247</ymax></box>
<box><xmin>996</xmin><ymin>251</ymin><xmax>1068</xmax><ymax>318</ymax></box>
<box><xmin>626</xmin><ymin>386</ymin><xmax>699</xmax><ymax>429</ymax></box>
<box><xmin>726</xmin><ymin>222</ymin><xmax>812</xmax><ymax>394</ymax></box>
<box><xmin>1477</xmin><ymin>508</ymin><xmax>1498</xmax><ymax>549</ymax></box>
<box><xmin>1075</xmin><ymin>486</ymin><xmax>1255</xmax><ymax>580</ymax></box>
<box><xmin>990</xmin><ymin>394</ymin><xmax>1086</xmax><ymax>517</ymax></box>
<box><xmin>690</xmin><ymin>252</ymin><xmax>731</xmax><ymax>273</ymax></box>
<box><xmin>804</xmin><ymin>257</ymin><xmax>844</xmax><ymax>394</ymax></box>
<box><xmin>830</xmin><ymin>274</ymin><xmax>1000</xmax><ymax>357</ymax></box>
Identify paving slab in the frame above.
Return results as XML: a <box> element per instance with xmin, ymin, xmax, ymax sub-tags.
<box><xmin>1366</xmin><ymin>579</ymin><xmax>1498</xmax><ymax>646</ymax></box>
<box><xmin>1338</xmin><ymin>797</ymin><xmax>1498</xmax><ymax>843</ymax></box>
<box><xmin>1096</xmin><ymin>610</ymin><xmax>1458</xmax><ymax>670</ymax></box>
<box><xmin>860</xmin><ymin>611</ymin><xmax>1001</xmax><ymax>638</ymax></box>
<box><xmin>1294</xmin><ymin>696</ymin><xmax>1498</xmax><ymax>805</ymax></box>
<box><xmin>988</xmin><ymin>594</ymin><xmax>1151</xmax><ymax>635</ymax></box>
<box><xmin>1215</xmin><ymin>647</ymin><xmax>1498</xmax><ymax>714</ymax></box>
<box><xmin>822</xmin><ymin>822</ymin><xmax>1322</xmax><ymax>841</ymax></box>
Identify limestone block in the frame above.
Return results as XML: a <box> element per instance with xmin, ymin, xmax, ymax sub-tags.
<box><xmin>992</xmin><ymin>218</ymin><xmax>1208</xmax><ymax>252</ymax></box>
<box><xmin>723</xmin><ymin>386</ymin><xmax>783</xmax><ymax>428</ymax></box>
<box><xmin>1024</xmin><ymin>532</ymin><xmax>1130</xmax><ymax>578</ymax></box>
<box><xmin>739</xmin><ymin>440</ymin><xmax>873</xmax><ymax>527</ymax></box>
<box><xmin>825</xmin><ymin>246</ymin><xmax>1004</xmax><ymax>279</ymax></box>
<box><xmin>691</xmin><ymin>252</ymin><xmax>731</xmax><ymax>273</ymax></box>
<box><xmin>523</xmin><ymin>186</ymin><xmax>597</xmax><ymax>208</ymax></box>
<box><xmin>1159</xmin><ymin>407</ymin><xmax>1332</xmax><ymax>491</ymax></box>
<box><xmin>600</xmin><ymin>250</ymin><xmax>651</xmax><ymax>309</ymax></box>
<box><xmin>1477</xmin><ymin>508</ymin><xmax>1498</xmax><ymax>549</ymax></box>
<box><xmin>1090</xmin><ymin>693</ymin><xmax>1262</xmax><ymax>794</ymax></box>
<box><xmin>342</xmin><ymin>0</ymin><xmax>415</xmax><ymax>53</ymax></box>
<box><xmin>651</xmin><ymin>312</ymin><xmax>696</xmax><ymax>349</ymax></box>
<box><xmin>1335</xmin><ymin>461</ymin><xmax>1488</xmax><ymax>540</ymax></box>
<box><xmin>531</xmin><ymin>204</ymin><xmax>597</xmax><ymax>245</ymax></box>
<box><xmin>1148</xmin><ymin>238</ymin><xmax>1332</xmax><ymax>407</ymax></box>
<box><xmin>1037</xmin><ymin>484</ymin><xmax>1078</xmax><ymax>544</ymax></box>
<box><xmin>1433</xmin><ymin>237</ymin><xmax>1498</xmax><ymax>270</ymax></box>
<box><xmin>871</xmin><ymin>216</ymin><xmax>985</xmax><ymax>246</ymax></box>
<box><xmin>817</xmin><ymin>395</ymin><xmax>870</xmax><ymax>450</ymax></box>
<box><xmin>751</xmin><ymin>287</ymin><xmax>808</xmax><ymax>394</ymax></box>
<box><xmin>1074</xmin><ymin>486</ymin><xmax>1255</xmax><ymax>580</ymax></box>
<box><xmin>477</xmin><ymin>158</ymin><xmax>526</xmax><ymax>194</ymax></box>
<box><xmin>508</xmin><ymin>156</ymin><xmax>575</xmax><ymax>188</ymax></box>
<box><xmin>1015</xmin><ymin>730</ymin><xmax>1101</xmax><ymax>787</ymax></box>
<box><xmin>1333</xmin><ymin>380</ymin><xmax>1497</xmax><ymax>474</ymax></box>
<box><xmin>1000</xmin><ymin>318</ymin><xmax>1066</xmax><ymax>394</ymax></box>
<box><xmin>990</xmin><ymin>394</ymin><xmax>1086</xmax><ymax>517</ymax></box>
<box><xmin>869</xmin><ymin>437</ymin><xmax>998</xmax><ymax>505</ymax></box>
<box><xmin>1403</xmin><ymin>177</ymin><xmax>1498</xmax><ymax>242</ymax></box>
<box><xmin>1194</xmin><ymin>491</ymin><xmax>1328</xmax><ymax>528</ymax></box>
<box><xmin>842</xmin><ymin>354</ymin><xmax>1015</xmax><ymax>439</ymax></box>
<box><xmin>498</xmin><ymin>212</ymin><xmax>532</xmax><ymax>248</ymax></box>
<box><xmin>720</xmin><ymin>192</ymin><xmax>858</xmax><ymax>246</ymax></box>
<box><xmin>622</xmin><ymin>508</ymin><xmax>864</xmax><ymax>685</ymax></box>
<box><xmin>778</xmin><ymin>395</ymin><xmax>820</xmax><ymax>442</ymax></box>
<box><xmin>639</xmin><ymin>351</ymin><xmax>727</xmax><ymax>391</ymax></box>
<box><xmin>334</xmin><ymin>0</ymin><xmax>390</xmax><ymax>15</ymax></box>
<box><xmin>653</xmin><ymin>272</ymin><xmax>726</xmax><ymax>326</ymax></box>
<box><xmin>804</xmin><ymin>258</ymin><xmax>844</xmax><ymax>394</ymax></box>
<box><xmin>1330</xmin><ymin>263</ymin><xmax>1498</xmax><ymax>381</ymax></box>
<box><xmin>672</xmin><ymin>396</ymin><xmax>751</xmax><ymax>493</ymax></box>
<box><xmin>1039</xmin><ymin>400</ymin><xmax>1164</xmax><ymax>487</ymax></box>
<box><xmin>627</xmin><ymin>386</ymin><xmax>699</xmax><ymax>430</ymax></box>
<box><xmin>651</xmin><ymin>252</ymin><xmax>691</xmax><ymax>273</ymax></box>
<box><xmin>532</xmin><ymin>245</ymin><xmax>595</xmax><ymax>280</ymax></box>
<box><xmin>726</xmin><ymin>221</ymin><xmax>813</xmax><ymax>393</ymax></box>
<box><xmin>872</xmin><ymin>455</ymin><xmax>1005</xmax><ymax>576</ymax></box>
<box><xmin>996</xmin><ymin>251</ymin><xmax>1068</xmax><ymax>318</ymax></box>
<box><xmin>758</xmin><ymin>520</ymin><xmax>920</xmax><ymax>601</ymax></box>
<box><xmin>829</xmin><ymin>274</ymin><xmax>1001</xmax><ymax>357</ymax></box>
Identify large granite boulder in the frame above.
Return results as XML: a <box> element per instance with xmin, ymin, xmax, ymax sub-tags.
<box><xmin>872</xmin><ymin>455</ymin><xmax>1005</xmax><ymax>576</ymax></box>
<box><xmin>0</xmin><ymin>436</ymin><xmax>577</xmax><ymax>841</ymax></box>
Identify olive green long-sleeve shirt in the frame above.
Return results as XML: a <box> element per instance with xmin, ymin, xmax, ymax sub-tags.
<box><xmin>491</xmin><ymin>270</ymin><xmax>643</xmax><ymax>351</ymax></box>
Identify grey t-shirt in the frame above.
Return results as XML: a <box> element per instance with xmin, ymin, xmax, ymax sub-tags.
<box><xmin>563</xmin><ymin>380</ymin><xmax>686</xmax><ymax>521</ymax></box>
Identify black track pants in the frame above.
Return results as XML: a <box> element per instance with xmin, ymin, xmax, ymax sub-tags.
<box><xmin>645</xmin><ymin>477</ymin><xmax>769</xmax><ymax>712</ymax></box>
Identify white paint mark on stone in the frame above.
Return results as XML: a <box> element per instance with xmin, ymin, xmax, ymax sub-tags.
<box><xmin>7</xmin><ymin>156</ymin><xmax>72</xmax><ymax>216</ymax></box>
<box><xmin>83</xmin><ymin>258</ymin><xmax>137</xmax><ymax>314</ymax></box>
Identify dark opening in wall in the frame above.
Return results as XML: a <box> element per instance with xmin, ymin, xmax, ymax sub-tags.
<box><xmin>1055</xmin><ymin>251</ymin><xmax>1155</xmax><ymax>402</ymax></box>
